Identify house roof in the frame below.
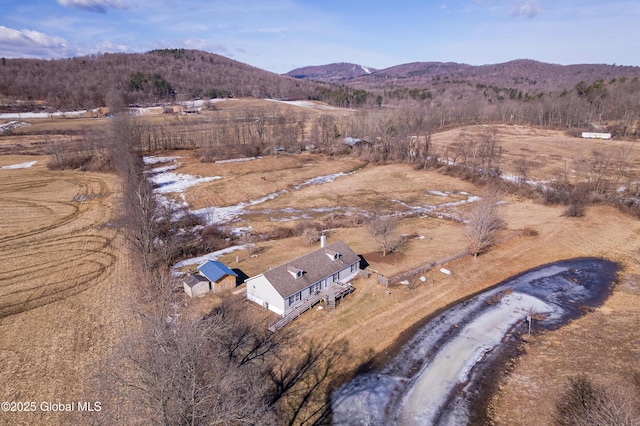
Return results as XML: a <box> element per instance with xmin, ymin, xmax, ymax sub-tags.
<box><xmin>197</xmin><ymin>260</ymin><xmax>238</xmax><ymax>283</ymax></box>
<box><xmin>262</xmin><ymin>240</ymin><xmax>360</xmax><ymax>298</ymax></box>
<box><xmin>184</xmin><ymin>274</ymin><xmax>209</xmax><ymax>288</ymax></box>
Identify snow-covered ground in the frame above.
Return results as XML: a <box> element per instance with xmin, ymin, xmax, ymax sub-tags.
<box><xmin>172</xmin><ymin>244</ymin><xmax>251</xmax><ymax>271</ymax></box>
<box><xmin>389</xmin><ymin>192</ymin><xmax>480</xmax><ymax>223</ymax></box>
<box><xmin>149</xmin><ymin>171</ymin><xmax>223</xmax><ymax>194</ymax></box>
<box><xmin>0</xmin><ymin>121</ymin><xmax>30</xmax><ymax>132</ymax></box>
<box><xmin>0</xmin><ymin>110</ymin><xmax>88</xmax><ymax>119</ymax></box>
<box><xmin>332</xmin><ymin>259</ymin><xmax>618</xmax><ymax>425</ymax></box>
<box><xmin>1</xmin><ymin>161</ymin><xmax>37</xmax><ymax>169</ymax></box>
<box><xmin>264</xmin><ymin>98</ymin><xmax>339</xmax><ymax>110</ymax></box>
<box><xmin>143</xmin><ymin>155</ymin><xmax>182</xmax><ymax>165</ymax></box>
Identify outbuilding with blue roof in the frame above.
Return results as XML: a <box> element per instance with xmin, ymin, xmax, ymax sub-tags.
<box><xmin>183</xmin><ymin>260</ymin><xmax>238</xmax><ymax>297</ymax></box>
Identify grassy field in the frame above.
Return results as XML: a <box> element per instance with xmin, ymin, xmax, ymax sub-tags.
<box><xmin>2</xmin><ymin>101</ymin><xmax>640</xmax><ymax>424</ymax></box>
<box><xmin>0</xmin><ymin>156</ymin><xmax>131</xmax><ymax>425</ymax></box>
<box><xmin>432</xmin><ymin>124</ymin><xmax>640</xmax><ymax>180</ymax></box>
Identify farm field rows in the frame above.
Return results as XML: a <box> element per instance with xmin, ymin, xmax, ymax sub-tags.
<box><xmin>0</xmin><ymin>157</ymin><xmax>130</xmax><ymax>425</ymax></box>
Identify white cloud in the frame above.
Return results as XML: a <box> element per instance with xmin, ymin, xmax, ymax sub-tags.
<box><xmin>182</xmin><ymin>38</ymin><xmax>231</xmax><ymax>56</ymax></box>
<box><xmin>94</xmin><ymin>40</ymin><xmax>131</xmax><ymax>53</ymax></box>
<box><xmin>0</xmin><ymin>26</ymin><xmax>72</xmax><ymax>58</ymax></box>
<box><xmin>57</xmin><ymin>0</ymin><xmax>132</xmax><ymax>14</ymax></box>
<box><xmin>511</xmin><ymin>0</ymin><xmax>542</xmax><ymax>19</ymax></box>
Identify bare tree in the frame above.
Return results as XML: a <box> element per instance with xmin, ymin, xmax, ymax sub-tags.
<box><xmin>466</xmin><ymin>185</ymin><xmax>505</xmax><ymax>259</ymax></box>
<box><xmin>302</xmin><ymin>227</ymin><xmax>322</xmax><ymax>246</ymax></box>
<box><xmin>367</xmin><ymin>210</ymin><xmax>406</xmax><ymax>256</ymax></box>
<box><xmin>514</xmin><ymin>158</ymin><xmax>530</xmax><ymax>185</ymax></box>
<box><xmin>108</xmin><ymin>115</ymin><xmax>160</xmax><ymax>272</ymax></box>
<box><xmin>98</xmin><ymin>273</ymin><xmax>278</xmax><ymax>426</ymax></box>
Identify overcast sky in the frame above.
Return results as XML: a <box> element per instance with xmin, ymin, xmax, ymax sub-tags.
<box><xmin>1</xmin><ymin>0</ymin><xmax>639</xmax><ymax>73</ymax></box>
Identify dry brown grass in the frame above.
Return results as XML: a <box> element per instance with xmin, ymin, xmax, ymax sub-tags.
<box><xmin>180</xmin><ymin>153</ymin><xmax>367</xmax><ymax>210</ymax></box>
<box><xmin>490</xmin><ymin>274</ymin><xmax>640</xmax><ymax>425</ymax></box>
<box><xmin>3</xmin><ymin>104</ymin><xmax>640</xmax><ymax>423</ymax></box>
<box><xmin>217</xmin><ymin>172</ymin><xmax>640</xmax><ymax>424</ymax></box>
<box><xmin>431</xmin><ymin>124</ymin><xmax>640</xmax><ymax>180</ymax></box>
<box><xmin>0</xmin><ymin>157</ymin><xmax>130</xmax><ymax>425</ymax></box>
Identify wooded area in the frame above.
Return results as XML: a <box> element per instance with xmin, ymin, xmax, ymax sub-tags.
<box><xmin>2</xmin><ymin>51</ymin><xmax>639</xmax><ymax>140</ymax></box>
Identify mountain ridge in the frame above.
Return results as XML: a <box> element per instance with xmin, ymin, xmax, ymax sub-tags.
<box><xmin>286</xmin><ymin>59</ymin><xmax>640</xmax><ymax>92</ymax></box>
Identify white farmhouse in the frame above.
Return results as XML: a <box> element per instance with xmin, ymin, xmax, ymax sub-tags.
<box><xmin>246</xmin><ymin>240</ymin><xmax>360</xmax><ymax>315</ymax></box>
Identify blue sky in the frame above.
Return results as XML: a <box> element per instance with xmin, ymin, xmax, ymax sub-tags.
<box><xmin>0</xmin><ymin>0</ymin><xmax>639</xmax><ymax>73</ymax></box>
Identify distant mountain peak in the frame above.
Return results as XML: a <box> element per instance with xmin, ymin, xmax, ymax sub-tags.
<box><xmin>285</xmin><ymin>62</ymin><xmax>378</xmax><ymax>81</ymax></box>
<box><xmin>286</xmin><ymin>59</ymin><xmax>640</xmax><ymax>93</ymax></box>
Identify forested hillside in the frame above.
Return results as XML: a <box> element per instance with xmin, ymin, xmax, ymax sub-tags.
<box><xmin>287</xmin><ymin>60</ymin><xmax>640</xmax><ymax>135</ymax></box>
<box><xmin>2</xmin><ymin>51</ymin><xmax>640</xmax><ymax>137</ymax></box>
<box><xmin>0</xmin><ymin>49</ymin><xmax>324</xmax><ymax>111</ymax></box>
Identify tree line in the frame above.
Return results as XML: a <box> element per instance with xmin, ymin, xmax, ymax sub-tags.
<box><xmin>2</xmin><ymin>51</ymin><xmax>639</xmax><ymax>139</ymax></box>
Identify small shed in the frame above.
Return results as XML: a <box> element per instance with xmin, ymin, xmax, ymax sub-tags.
<box><xmin>197</xmin><ymin>260</ymin><xmax>238</xmax><ymax>294</ymax></box>
<box><xmin>183</xmin><ymin>274</ymin><xmax>211</xmax><ymax>298</ymax></box>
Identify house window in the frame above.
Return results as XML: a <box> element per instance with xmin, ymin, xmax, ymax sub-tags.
<box><xmin>288</xmin><ymin>292</ymin><xmax>301</xmax><ymax>306</ymax></box>
<box><xmin>288</xmin><ymin>265</ymin><xmax>304</xmax><ymax>279</ymax></box>
<box><xmin>325</xmin><ymin>250</ymin><xmax>340</xmax><ymax>260</ymax></box>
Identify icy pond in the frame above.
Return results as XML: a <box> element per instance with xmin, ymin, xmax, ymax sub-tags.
<box><xmin>332</xmin><ymin>258</ymin><xmax>619</xmax><ymax>426</ymax></box>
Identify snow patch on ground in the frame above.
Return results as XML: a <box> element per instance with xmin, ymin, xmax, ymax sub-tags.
<box><xmin>146</xmin><ymin>164</ymin><xmax>179</xmax><ymax>174</ymax></box>
<box><xmin>0</xmin><ymin>110</ymin><xmax>87</xmax><ymax>119</ymax></box>
<box><xmin>180</xmin><ymin>99</ymin><xmax>234</xmax><ymax>108</ymax></box>
<box><xmin>390</xmin><ymin>192</ymin><xmax>479</xmax><ymax>221</ymax></box>
<box><xmin>143</xmin><ymin>155</ymin><xmax>182</xmax><ymax>165</ymax></box>
<box><xmin>1</xmin><ymin>161</ymin><xmax>37</xmax><ymax>169</ymax></box>
<box><xmin>149</xmin><ymin>171</ymin><xmax>222</xmax><ymax>194</ymax></box>
<box><xmin>264</xmin><ymin>98</ymin><xmax>339</xmax><ymax>110</ymax></box>
<box><xmin>172</xmin><ymin>244</ymin><xmax>251</xmax><ymax>271</ymax></box>
<box><xmin>0</xmin><ymin>121</ymin><xmax>30</xmax><ymax>132</ymax></box>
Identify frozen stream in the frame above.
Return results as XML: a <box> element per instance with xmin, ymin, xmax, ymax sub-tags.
<box><xmin>332</xmin><ymin>258</ymin><xmax>618</xmax><ymax>426</ymax></box>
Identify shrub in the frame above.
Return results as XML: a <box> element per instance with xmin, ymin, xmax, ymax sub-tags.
<box><xmin>563</xmin><ymin>189</ymin><xmax>589</xmax><ymax>217</ymax></box>
<box><xmin>302</xmin><ymin>228</ymin><xmax>321</xmax><ymax>245</ymax></box>
<box><xmin>47</xmin><ymin>152</ymin><xmax>94</xmax><ymax>170</ymax></box>
<box><xmin>201</xmin><ymin>224</ymin><xmax>232</xmax><ymax>252</ymax></box>
<box><xmin>555</xmin><ymin>374</ymin><xmax>640</xmax><ymax>426</ymax></box>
